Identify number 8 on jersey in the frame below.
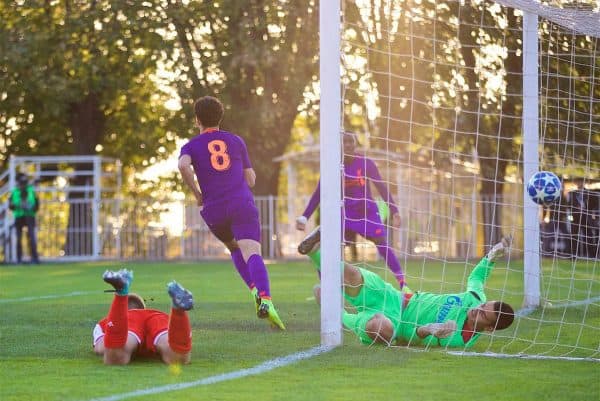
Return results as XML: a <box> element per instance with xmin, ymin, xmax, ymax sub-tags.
<box><xmin>208</xmin><ymin>139</ymin><xmax>231</xmax><ymax>171</ymax></box>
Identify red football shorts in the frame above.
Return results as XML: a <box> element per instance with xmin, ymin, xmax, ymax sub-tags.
<box><xmin>93</xmin><ymin>309</ymin><xmax>169</xmax><ymax>357</ymax></box>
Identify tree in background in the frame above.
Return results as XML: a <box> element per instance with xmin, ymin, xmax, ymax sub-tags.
<box><xmin>343</xmin><ymin>0</ymin><xmax>598</xmax><ymax>250</ymax></box>
<box><xmin>2</xmin><ymin>0</ymin><xmax>596</xmax><ymax>258</ymax></box>
<box><xmin>539</xmin><ymin>22</ymin><xmax>600</xmax><ymax>175</ymax></box>
<box><xmin>0</xmin><ymin>0</ymin><xmax>320</xmax><ymax>255</ymax></box>
<box><xmin>0</xmin><ymin>1</ymin><xmax>182</xmax><ymax>254</ymax></box>
<box><xmin>342</xmin><ymin>0</ymin><xmax>522</xmax><ymax>248</ymax></box>
<box><xmin>163</xmin><ymin>0</ymin><xmax>319</xmax><ymax>195</ymax></box>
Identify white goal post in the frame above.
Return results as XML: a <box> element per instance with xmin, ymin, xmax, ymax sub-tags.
<box><xmin>319</xmin><ymin>0</ymin><xmax>344</xmax><ymax>347</ymax></box>
<box><xmin>522</xmin><ymin>10</ymin><xmax>541</xmax><ymax>309</ymax></box>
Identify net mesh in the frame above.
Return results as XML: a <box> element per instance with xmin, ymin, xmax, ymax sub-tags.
<box><xmin>340</xmin><ymin>0</ymin><xmax>599</xmax><ymax>360</ymax></box>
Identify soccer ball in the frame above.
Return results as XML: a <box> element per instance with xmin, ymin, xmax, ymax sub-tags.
<box><xmin>527</xmin><ymin>171</ymin><xmax>562</xmax><ymax>205</ymax></box>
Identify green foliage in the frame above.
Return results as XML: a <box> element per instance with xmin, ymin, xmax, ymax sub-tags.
<box><xmin>342</xmin><ymin>1</ymin><xmax>598</xmax><ymax>247</ymax></box>
<box><xmin>0</xmin><ymin>1</ymin><xmax>181</xmax><ymax>169</ymax></box>
<box><xmin>1</xmin><ymin>1</ymin><xmax>320</xmax><ymax>196</ymax></box>
<box><xmin>343</xmin><ymin>1</ymin><xmax>518</xmax><ymax>172</ymax></box>
<box><xmin>164</xmin><ymin>1</ymin><xmax>319</xmax><ymax>194</ymax></box>
<box><xmin>343</xmin><ymin>0</ymin><xmax>599</xmax><ymax>179</ymax></box>
<box><xmin>539</xmin><ymin>26</ymin><xmax>600</xmax><ymax>171</ymax></box>
<box><xmin>1</xmin><ymin>0</ymin><xmax>597</xmax><ymax>201</ymax></box>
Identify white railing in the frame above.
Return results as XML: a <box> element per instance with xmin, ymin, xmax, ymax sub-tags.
<box><xmin>0</xmin><ymin>155</ymin><xmax>122</xmax><ymax>263</ymax></box>
<box><xmin>0</xmin><ymin>193</ymin><xmax>541</xmax><ymax>263</ymax></box>
<box><xmin>3</xmin><ymin>189</ymin><xmax>596</xmax><ymax>263</ymax></box>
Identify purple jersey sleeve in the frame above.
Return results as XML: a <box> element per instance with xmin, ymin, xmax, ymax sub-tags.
<box><xmin>366</xmin><ymin>158</ymin><xmax>399</xmax><ymax>214</ymax></box>
<box><xmin>302</xmin><ymin>179</ymin><xmax>321</xmax><ymax>219</ymax></box>
<box><xmin>179</xmin><ymin>142</ymin><xmax>192</xmax><ymax>158</ymax></box>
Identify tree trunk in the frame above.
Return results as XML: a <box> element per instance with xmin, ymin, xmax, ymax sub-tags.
<box><xmin>479</xmin><ymin>9</ymin><xmax>522</xmax><ymax>252</ymax></box>
<box><xmin>64</xmin><ymin>93</ymin><xmax>105</xmax><ymax>256</ymax></box>
<box><xmin>479</xmin><ymin>173</ymin><xmax>506</xmax><ymax>251</ymax></box>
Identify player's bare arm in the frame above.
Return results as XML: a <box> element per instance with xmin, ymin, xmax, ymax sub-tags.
<box><xmin>416</xmin><ymin>321</ymin><xmax>457</xmax><ymax>339</ymax></box>
<box><xmin>178</xmin><ymin>154</ymin><xmax>203</xmax><ymax>206</ymax></box>
<box><xmin>244</xmin><ymin>168</ymin><xmax>256</xmax><ymax>188</ymax></box>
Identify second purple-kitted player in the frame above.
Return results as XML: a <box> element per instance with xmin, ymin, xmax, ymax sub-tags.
<box><xmin>296</xmin><ymin>132</ymin><xmax>408</xmax><ymax>290</ymax></box>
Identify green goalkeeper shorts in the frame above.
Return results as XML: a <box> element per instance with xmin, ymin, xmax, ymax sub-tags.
<box><xmin>344</xmin><ymin>267</ymin><xmax>403</xmax><ymax>328</ymax></box>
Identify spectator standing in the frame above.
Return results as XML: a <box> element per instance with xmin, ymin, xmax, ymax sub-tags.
<box><xmin>9</xmin><ymin>173</ymin><xmax>40</xmax><ymax>264</ymax></box>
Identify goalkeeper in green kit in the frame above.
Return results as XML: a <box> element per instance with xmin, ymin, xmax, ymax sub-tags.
<box><xmin>299</xmin><ymin>229</ymin><xmax>515</xmax><ymax>347</ymax></box>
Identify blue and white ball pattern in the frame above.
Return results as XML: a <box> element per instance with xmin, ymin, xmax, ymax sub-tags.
<box><xmin>527</xmin><ymin>171</ymin><xmax>562</xmax><ymax>205</ymax></box>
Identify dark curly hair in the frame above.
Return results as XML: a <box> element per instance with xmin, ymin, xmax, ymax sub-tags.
<box><xmin>194</xmin><ymin>96</ymin><xmax>224</xmax><ymax>128</ymax></box>
<box><xmin>493</xmin><ymin>301</ymin><xmax>515</xmax><ymax>330</ymax></box>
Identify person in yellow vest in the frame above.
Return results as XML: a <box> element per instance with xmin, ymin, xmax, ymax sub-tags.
<box><xmin>9</xmin><ymin>173</ymin><xmax>40</xmax><ymax>264</ymax></box>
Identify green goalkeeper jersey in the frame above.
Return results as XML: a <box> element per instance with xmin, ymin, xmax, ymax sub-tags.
<box><xmin>395</xmin><ymin>258</ymin><xmax>495</xmax><ymax>348</ymax></box>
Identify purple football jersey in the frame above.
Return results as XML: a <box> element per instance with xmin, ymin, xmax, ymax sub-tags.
<box><xmin>343</xmin><ymin>156</ymin><xmax>379</xmax><ymax>218</ymax></box>
<box><xmin>180</xmin><ymin>130</ymin><xmax>254</xmax><ymax>206</ymax></box>
<box><xmin>302</xmin><ymin>155</ymin><xmax>399</xmax><ymax>220</ymax></box>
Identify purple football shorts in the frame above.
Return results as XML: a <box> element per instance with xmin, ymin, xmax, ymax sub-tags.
<box><xmin>343</xmin><ymin>202</ymin><xmax>387</xmax><ymax>240</ymax></box>
<box><xmin>200</xmin><ymin>198</ymin><xmax>261</xmax><ymax>243</ymax></box>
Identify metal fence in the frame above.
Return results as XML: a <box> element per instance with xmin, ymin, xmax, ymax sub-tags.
<box><xmin>2</xmin><ymin>193</ymin><xmax>538</xmax><ymax>263</ymax></box>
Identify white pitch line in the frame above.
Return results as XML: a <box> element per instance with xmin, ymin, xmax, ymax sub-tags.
<box><xmin>447</xmin><ymin>350</ymin><xmax>599</xmax><ymax>362</ymax></box>
<box><xmin>517</xmin><ymin>295</ymin><xmax>600</xmax><ymax>317</ymax></box>
<box><xmin>544</xmin><ymin>295</ymin><xmax>600</xmax><ymax>309</ymax></box>
<box><xmin>0</xmin><ymin>291</ymin><xmax>97</xmax><ymax>303</ymax></box>
<box><xmin>84</xmin><ymin>345</ymin><xmax>334</xmax><ymax>401</ymax></box>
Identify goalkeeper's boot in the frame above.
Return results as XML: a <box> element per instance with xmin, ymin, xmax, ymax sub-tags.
<box><xmin>256</xmin><ymin>295</ymin><xmax>286</xmax><ymax>330</ymax></box>
<box><xmin>103</xmin><ymin>269</ymin><xmax>133</xmax><ymax>295</ymax></box>
<box><xmin>400</xmin><ymin>283</ymin><xmax>413</xmax><ymax>295</ymax></box>
<box><xmin>167</xmin><ymin>281</ymin><xmax>194</xmax><ymax>311</ymax></box>
<box><xmin>298</xmin><ymin>226</ymin><xmax>321</xmax><ymax>255</ymax></box>
<box><xmin>486</xmin><ymin>235</ymin><xmax>513</xmax><ymax>262</ymax></box>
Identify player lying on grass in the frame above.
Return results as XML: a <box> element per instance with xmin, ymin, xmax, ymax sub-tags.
<box><xmin>93</xmin><ymin>269</ymin><xmax>194</xmax><ymax>365</ymax></box>
<box><xmin>178</xmin><ymin>95</ymin><xmax>285</xmax><ymax>330</ymax></box>
<box><xmin>300</xmin><ymin>230</ymin><xmax>515</xmax><ymax>347</ymax></box>
<box><xmin>296</xmin><ymin>132</ymin><xmax>407</xmax><ymax>290</ymax></box>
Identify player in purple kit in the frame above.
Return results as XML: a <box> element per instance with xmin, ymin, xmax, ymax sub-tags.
<box><xmin>178</xmin><ymin>96</ymin><xmax>285</xmax><ymax>330</ymax></box>
<box><xmin>296</xmin><ymin>132</ymin><xmax>408</xmax><ymax>289</ymax></box>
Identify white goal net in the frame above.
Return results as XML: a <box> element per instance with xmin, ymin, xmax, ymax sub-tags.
<box><xmin>325</xmin><ymin>0</ymin><xmax>600</xmax><ymax>360</ymax></box>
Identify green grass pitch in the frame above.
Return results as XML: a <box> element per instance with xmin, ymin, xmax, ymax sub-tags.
<box><xmin>0</xmin><ymin>259</ymin><xmax>598</xmax><ymax>401</ymax></box>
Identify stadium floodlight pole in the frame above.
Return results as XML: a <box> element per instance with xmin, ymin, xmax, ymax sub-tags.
<box><xmin>319</xmin><ymin>0</ymin><xmax>343</xmax><ymax>346</ymax></box>
<box><xmin>522</xmin><ymin>11</ymin><xmax>541</xmax><ymax>308</ymax></box>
